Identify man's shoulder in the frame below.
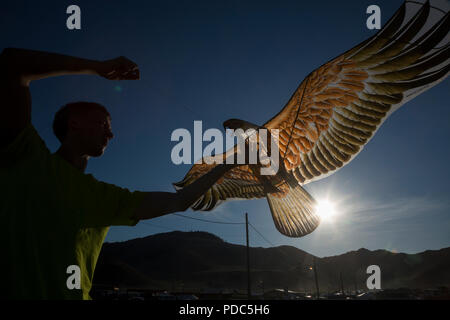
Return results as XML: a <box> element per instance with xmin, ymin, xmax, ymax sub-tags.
<box><xmin>0</xmin><ymin>124</ymin><xmax>51</xmax><ymax>166</ymax></box>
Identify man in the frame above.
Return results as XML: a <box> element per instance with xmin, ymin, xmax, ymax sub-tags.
<box><xmin>0</xmin><ymin>48</ymin><xmax>240</xmax><ymax>299</ymax></box>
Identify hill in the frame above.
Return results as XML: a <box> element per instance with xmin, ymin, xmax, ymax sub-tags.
<box><xmin>93</xmin><ymin>231</ymin><xmax>450</xmax><ymax>292</ymax></box>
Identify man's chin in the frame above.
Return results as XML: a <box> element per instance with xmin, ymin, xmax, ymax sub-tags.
<box><xmin>89</xmin><ymin>148</ymin><xmax>106</xmax><ymax>157</ymax></box>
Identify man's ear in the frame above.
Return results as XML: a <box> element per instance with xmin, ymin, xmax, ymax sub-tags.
<box><xmin>67</xmin><ymin>117</ymin><xmax>82</xmax><ymax>133</ymax></box>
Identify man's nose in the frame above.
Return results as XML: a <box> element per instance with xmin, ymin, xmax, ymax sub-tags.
<box><xmin>106</xmin><ymin>129</ymin><xmax>114</xmax><ymax>139</ymax></box>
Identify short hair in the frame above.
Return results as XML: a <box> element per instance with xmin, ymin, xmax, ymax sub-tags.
<box><xmin>53</xmin><ymin>102</ymin><xmax>110</xmax><ymax>143</ymax></box>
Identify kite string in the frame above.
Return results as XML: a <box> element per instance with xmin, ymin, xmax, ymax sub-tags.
<box><xmin>283</xmin><ymin>76</ymin><xmax>310</xmax><ymax>160</ymax></box>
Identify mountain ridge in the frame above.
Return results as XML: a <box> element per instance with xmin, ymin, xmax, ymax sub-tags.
<box><xmin>93</xmin><ymin>231</ymin><xmax>450</xmax><ymax>292</ymax></box>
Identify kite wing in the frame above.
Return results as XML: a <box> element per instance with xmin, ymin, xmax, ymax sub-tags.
<box><xmin>173</xmin><ymin>159</ymin><xmax>268</xmax><ymax>211</ymax></box>
<box><xmin>264</xmin><ymin>0</ymin><xmax>449</xmax><ymax>185</ymax></box>
<box><xmin>173</xmin><ymin>157</ymin><xmax>320</xmax><ymax>237</ymax></box>
<box><xmin>174</xmin><ymin>1</ymin><xmax>449</xmax><ymax>236</ymax></box>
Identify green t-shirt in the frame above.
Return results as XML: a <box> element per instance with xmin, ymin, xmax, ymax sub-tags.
<box><xmin>0</xmin><ymin>125</ymin><xmax>146</xmax><ymax>300</ymax></box>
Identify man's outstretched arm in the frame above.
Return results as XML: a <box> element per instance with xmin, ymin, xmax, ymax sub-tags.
<box><xmin>134</xmin><ymin>162</ymin><xmax>239</xmax><ymax>221</ymax></box>
<box><xmin>0</xmin><ymin>48</ymin><xmax>138</xmax><ymax>148</ymax></box>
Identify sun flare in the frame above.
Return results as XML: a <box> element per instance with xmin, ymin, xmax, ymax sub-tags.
<box><xmin>316</xmin><ymin>199</ymin><xmax>338</xmax><ymax>222</ymax></box>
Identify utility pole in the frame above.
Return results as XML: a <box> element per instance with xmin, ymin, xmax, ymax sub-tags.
<box><xmin>340</xmin><ymin>272</ymin><xmax>345</xmax><ymax>295</ymax></box>
<box><xmin>313</xmin><ymin>257</ymin><xmax>320</xmax><ymax>299</ymax></box>
<box><xmin>245</xmin><ymin>213</ymin><xmax>251</xmax><ymax>299</ymax></box>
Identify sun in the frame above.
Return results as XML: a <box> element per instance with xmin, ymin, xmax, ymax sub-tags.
<box><xmin>315</xmin><ymin>199</ymin><xmax>338</xmax><ymax>222</ymax></box>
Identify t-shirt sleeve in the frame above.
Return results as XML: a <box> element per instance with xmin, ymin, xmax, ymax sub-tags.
<box><xmin>0</xmin><ymin>124</ymin><xmax>50</xmax><ymax>167</ymax></box>
<box><xmin>78</xmin><ymin>174</ymin><xmax>147</xmax><ymax>228</ymax></box>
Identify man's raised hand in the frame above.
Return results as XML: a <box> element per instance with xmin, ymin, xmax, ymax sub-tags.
<box><xmin>98</xmin><ymin>56</ymin><xmax>139</xmax><ymax>80</ymax></box>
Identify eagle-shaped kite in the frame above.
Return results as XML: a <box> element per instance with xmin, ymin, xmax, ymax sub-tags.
<box><xmin>173</xmin><ymin>1</ymin><xmax>450</xmax><ymax>237</ymax></box>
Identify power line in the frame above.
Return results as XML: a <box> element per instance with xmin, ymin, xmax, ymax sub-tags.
<box><xmin>248</xmin><ymin>222</ymin><xmax>276</xmax><ymax>247</ymax></box>
<box><xmin>143</xmin><ymin>211</ymin><xmax>285</xmax><ymax>254</ymax></box>
<box><xmin>143</xmin><ymin>212</ymin><xmax>302</xmax><ymax>274</ymax></box>
<box><xmin>166</xmin><ymin>212</ymin><xmax>280</xmax><ymax>248</ymax></box>
<box><xmin>172</xmin><ymin>213</ymin><xmax>245</xmax><ymax>225</ymax></box>
<box><xmin>248</xmin><ymin>221</ymin><xmax>314</xmax><ymax>273</ymax></box>
<box><xmin>143</xmin><ymin>212</ymin><xmax>321</xmax><ymax>294</ymax></box>
<box><xmin>140</xmin><ymin>221</ymin><xmax>177</xmax><ymax>231</ymax></box>
<box><xmin>172</xmin><ymin>213</ymin><xmax>277</xmax><ymax>247</ymax></box>
<box><xmin>144</xmin><ymin>212</ymin><xmax>285</xmax><ymax>253</ymax></box>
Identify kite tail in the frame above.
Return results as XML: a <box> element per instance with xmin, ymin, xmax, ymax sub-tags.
<box><xmin>267</xmin><ymin>184</ymin><xmax>320</xmax><ymax>238</ymax></box>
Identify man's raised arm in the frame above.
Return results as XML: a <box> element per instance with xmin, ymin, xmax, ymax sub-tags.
<box><xmin>0</xmin><ymin>48</ymin><xmax>138</xmax><ymax>148</ymax></box>
<box><xmin>1</xmin><ymin>48</ymin><xmax>139</xmax><ymax>85</ymax></box>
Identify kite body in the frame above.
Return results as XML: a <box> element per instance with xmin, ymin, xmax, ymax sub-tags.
<box><xmin>174</xmin><ymin>1</ymin><xmax>450</xmax><ymax>237</ymax></box>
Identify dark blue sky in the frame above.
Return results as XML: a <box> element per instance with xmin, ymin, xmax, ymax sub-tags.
<box><xmin>2</xmin><ymin>0</ymin><xmax>449</xmax><ymax>257</ymax></box>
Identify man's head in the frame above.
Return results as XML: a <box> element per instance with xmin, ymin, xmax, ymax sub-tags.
<box><xmin>53</xmin><ymin>102</ymin><xmax>114</xmax><ymax>157</ymax></box>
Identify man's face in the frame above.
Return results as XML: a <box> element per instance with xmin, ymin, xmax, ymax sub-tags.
<box><xmin>68</xmin><ymin>109</ymin><xmax>114</xmax><ymax>157</ymax></box>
